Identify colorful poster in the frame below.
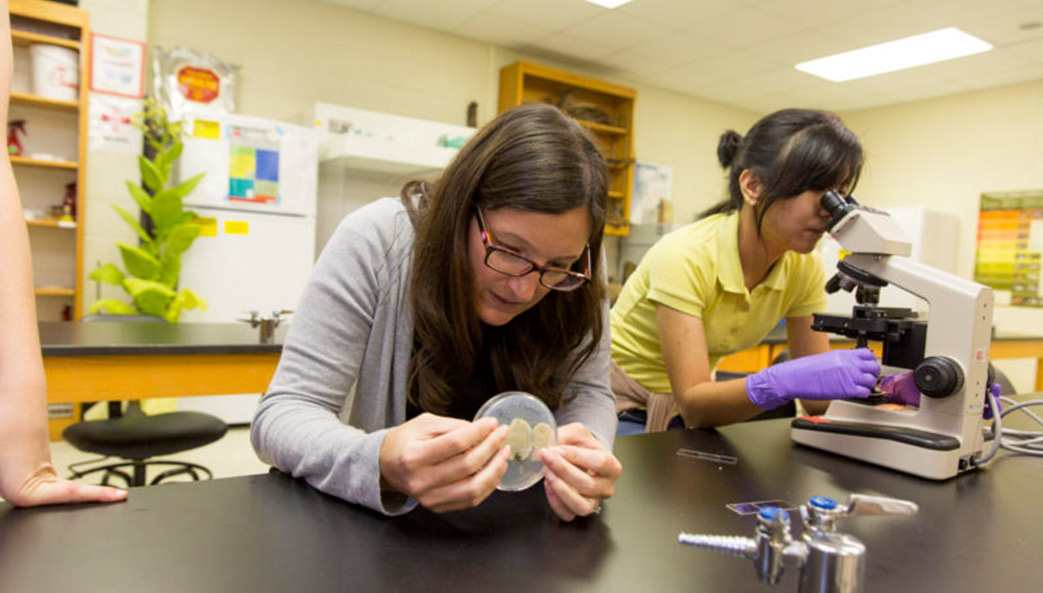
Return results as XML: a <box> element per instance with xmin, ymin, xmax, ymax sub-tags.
<box><xmin>227</xmin><ymin>125</ymin><xmax>280</xmax><ymax>205</ymax></box>
<box><xmin>975</xmin><ymin>191</ymin><xmax>1043</xmax><ymax>307</ymax></box>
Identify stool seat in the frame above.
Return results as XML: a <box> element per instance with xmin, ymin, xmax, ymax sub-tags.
<box><xmin>63</xmin><ymin>409</ymin><xmax>228</xmax><ymax>460</ymax></box>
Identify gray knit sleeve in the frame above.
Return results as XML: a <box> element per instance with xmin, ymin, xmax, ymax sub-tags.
<box><xmin>250</xmin><ymin>198</ymin><xmax>416</xmax><ymax>516</ymax></box>
<box><xmin>554</xmin><ymin>298</ymin><xmax>618</xmax><ymax>451</ymax></box>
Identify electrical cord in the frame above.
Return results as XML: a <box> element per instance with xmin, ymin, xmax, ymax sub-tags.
<box><xmin>974</xmin><ymin>389</ymin><xmax>1003</xmax><ymax>464</ymax></box>
<box><xmin>995</xmin><ymin>396</ymin><xmax>1043</xmax><ymax>456</ymax></box>
<box><xmin>975</xmin><ymin>392</ymin><xmax>1043</xmax><ymax>465</ymax></box>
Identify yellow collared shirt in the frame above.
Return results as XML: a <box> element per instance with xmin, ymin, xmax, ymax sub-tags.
<box><xmin>610</xmin><ymin>211</ymin><xmax>827</xmax><ymax>394</ymax></box>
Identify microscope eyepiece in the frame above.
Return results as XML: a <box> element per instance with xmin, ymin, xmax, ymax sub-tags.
<box><xmin>821</xmin><ymin>190</ymin><xmax>860</xmax><ymax>230</ymax></box>
<box><xmin>820</xmin><ymin>190</ymin><xmax>850</xmax><ymax>218</ymax></box>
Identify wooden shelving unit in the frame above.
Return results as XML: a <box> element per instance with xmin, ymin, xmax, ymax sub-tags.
<box><xmin>498</xmin><ymin>61</ymin><xmax>637</xmax><ymax>236</ymax></box>
<box><xmin>9</xmin><ymin>0</ymin><xmax>90</xmax><ymax>320</ymax></box>
<box><xmin>10</xmin><ymin>28</ymin><xmax>80</xmax><ymax>50</ymax></box>
<box><xmin>11</xmin><ymin>154</ymin><xmax>78</xmax><ymax>169</ymax></box>
<box><xmin>26</xmin><ymin>219</ymin><xmax>77</xmax><ymax>229</ymax></box>
<box><xmin>35</xmin><ymin>287</ymin><xmax>76</xmax><ymax>297</ymax></box>
<box><xmin>10</xmin><ymin>90</ymin><xmax>79</xmax><ymax>112</ymax></box>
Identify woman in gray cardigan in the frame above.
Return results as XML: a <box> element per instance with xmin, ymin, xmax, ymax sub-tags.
<box><xmin>252</xmin><ymin>104</ymin><xmax>621</xmax><ymax>520</ymax></box>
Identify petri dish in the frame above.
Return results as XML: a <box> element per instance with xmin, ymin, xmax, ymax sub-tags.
<box><xmin>474</xmin><ymin>391</ymin><xmax>557</xmax><ymax>491</ymax></box>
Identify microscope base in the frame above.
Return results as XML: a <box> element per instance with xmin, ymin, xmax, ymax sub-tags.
<box><xmin>791</xmin><ymin>417</ymin><xmax>974</xmax><ymax>480</ymax></box>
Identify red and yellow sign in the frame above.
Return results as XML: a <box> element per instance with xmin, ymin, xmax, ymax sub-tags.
<box><xmin>177</xmin><ymin>66</ymin><xmax>220</xmax><ymax>103</ymax></box>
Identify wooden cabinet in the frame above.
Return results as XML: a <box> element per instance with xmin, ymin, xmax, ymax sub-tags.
<box><xmin>498</xmin><ymin>61</ymin><xmax>636</xmax><ymax>236</ymax></box>
<box><xmin>8</xmin><ymin>0</ymin><xmax>90</xmax><ymax>320</ymax></box>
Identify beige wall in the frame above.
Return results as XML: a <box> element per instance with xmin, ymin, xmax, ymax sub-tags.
<box><xmin>840</xmin><ymin>80</ymin><xmax>1043</xmax><ymax>342</ymax></box>
<box><xmin>840</xmin><ymin>80</ymin><xmax>1043</xmax><ymax>279</ymax></box>
<box><xmin>146</xmin><ymin>0</ymin><xmax>755</xmax><ymax>227</ymax></box>
<box><xmin>111</xmin><ymin>1</ymin><xmax>1040</xmax><ymax>385</ymax></box>
<box><xmin>79</xmin><ymin>0</ymin><xmax>150</xmax><ymax>314</ymax></box>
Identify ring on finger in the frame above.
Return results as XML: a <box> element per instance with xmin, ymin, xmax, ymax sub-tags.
<box><xmin>588</xmin><ymin>497</ymin><xmax>601</xmax><ymax>515</ymax></box>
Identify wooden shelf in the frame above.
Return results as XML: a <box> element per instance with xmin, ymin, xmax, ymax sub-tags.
<box><xmin>27</xmin><ymin>219</ymin><xmax>77</xmax><ymax>229</ymax></box>
<box><xmin>577</xmin><ymin>120</ymin><xmax>628</xmax><ymax>136</ymax></box>
<box><xmin>10</xmin><ymin>0</ymin><xmax>90</xmax><ymax>320</ymax></box>
<box><xmin>11</xmin><ymin>154</ymin><xmax>78</xmax><ymax>169</ymax></box>
<box><xmin>10</xmin><ymin>29</ymin><xmax>80</xmax><ymax>50</ymax></box>
<box><xmin>10</xmin><ymin>0</ymin><xmax>88</xmax><ymax>29</ymax></box>
<box><xmin>499</xmin><ymin>61</ymin><xmax>636</xmax><ymax>236</ymax></box>
<box><xmin>35</xmin><ymin>287</ymin><xmax>76</xmax><ymax>297</ymax></box>
<box><xmin>10</xmin><ymin>91</ymin><xmax>79</xmax><ymax>112</ymax></box>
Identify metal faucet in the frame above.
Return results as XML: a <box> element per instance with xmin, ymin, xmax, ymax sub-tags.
<box><xmin>241</xmin><ymin>309</ymin><xmax>292</xmax><ymax>343</ymax></box>
<box><xmin>678</xmin><ymin>494</ymin><xmax>918</xmax><ymax>593</ymax></box>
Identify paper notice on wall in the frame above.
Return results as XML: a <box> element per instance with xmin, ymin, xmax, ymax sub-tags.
<box><xmin>87</xmin><ymin>94</ymin><xmax>142</xmax><ymax>154</ymax></box>
<box><xmin>90</xmin><ymin>34</ymin><xmax>146</xmax><ymax>99</ymax></box>
<box><xmin>630</xmin><ymin>162</ymin><xmax>674</xmax><ymax>224</ymax></box>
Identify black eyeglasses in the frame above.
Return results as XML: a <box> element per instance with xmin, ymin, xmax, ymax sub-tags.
<box><xmin>475</xmin><ymin>206</ymin><xmax>592</xmax><ymax>292</ymax></box>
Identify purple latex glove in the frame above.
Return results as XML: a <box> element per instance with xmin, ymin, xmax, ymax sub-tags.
<box><xmin>879</xmin><ymin>371</ymin><xmax>920</xmax><ymax>407</ymax></box>
<box><xmin>983</xmin><ymin>383</ymin><xmax>1003</xmax><ymax>420</ymax></box>
<box><xmin>879</xmin><ymin>372</ymin><xmax>1003</xmax><ymax>419</ymax></box>
<box><xmin>745</xmin><ymin>348</ymin><xmax>880</xmax><ymax>410</ymax></box>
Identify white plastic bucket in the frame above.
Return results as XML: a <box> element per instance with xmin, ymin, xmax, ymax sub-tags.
<box><xmin>30</xmin><ymin>44</ymin><xmax>79</xmax><ymax>101</ymax></box>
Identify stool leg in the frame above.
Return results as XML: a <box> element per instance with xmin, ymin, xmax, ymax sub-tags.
<box><xmin>132</xmin><ymin>460</ymin><xmax>147</xmax><ymax>487</ymax></box>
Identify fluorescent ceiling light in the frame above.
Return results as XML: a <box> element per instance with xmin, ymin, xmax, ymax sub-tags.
<box><xmin>795</xmin><ymin>27</ymin><xmax>992</xmax><ymax>82</ymax></box>
<box><xmin>580</xmin><ymin>0</ymin><xmax>634</xmax><ymax>8</ymax></box>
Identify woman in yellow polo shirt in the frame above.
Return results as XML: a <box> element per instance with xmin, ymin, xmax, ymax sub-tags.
<box><xmin>610</xmin><ymin>108</ymin><xmax>880</xmax><ymax>433</ymax></box>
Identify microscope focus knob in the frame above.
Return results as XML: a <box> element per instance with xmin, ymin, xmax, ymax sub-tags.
<box><xmin>914</xmin><ymin>357</ymin><xmax>964</xmax><ymax>398</ymax></box>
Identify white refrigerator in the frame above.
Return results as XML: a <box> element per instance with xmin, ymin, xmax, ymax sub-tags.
<box><xmin>173</xmin><ymin>111</ymin><xmax>319</xmax><ymax>423</ymax></box>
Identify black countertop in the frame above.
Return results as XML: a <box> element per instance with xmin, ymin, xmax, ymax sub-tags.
<box><xmin>39</xmin><ymin>321</ymin><xmax>286</xmax><ymax>356</ymax></box>
<box><xmin>1</xmin><ymin>415</ymin><xmax>1040</xmax><ymax>593</ymax></box>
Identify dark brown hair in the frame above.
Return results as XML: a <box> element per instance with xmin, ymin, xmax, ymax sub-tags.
<box><xmin>402</xmin><ymin>103</ymin><xmax>607</xmax><ymax>415</ymax></box>
<box><xmin>704</xmin><ymin>108</ymin><xmax>863</xmax><ymax>233</ymax></box>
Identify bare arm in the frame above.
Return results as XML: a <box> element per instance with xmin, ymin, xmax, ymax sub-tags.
<box><xmin>657</xmin><ymin>304</ymin><xmax>762</xmax><ymax>428</ymax></box>
<box><xmin>0</xmin><ymin>7</ymin><xmax>126</xmax><ymax>505</ymax></box>
<box><xmin>786</xmin><ymin>315</ymin><xmax>831</xmax><ymax>415</ymax></box>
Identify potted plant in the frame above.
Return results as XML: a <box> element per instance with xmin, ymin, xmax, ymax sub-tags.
<box><xmin>88</xmin><ymin>99</ymin><xmax>208</xmax><ymax>322</ymax></box>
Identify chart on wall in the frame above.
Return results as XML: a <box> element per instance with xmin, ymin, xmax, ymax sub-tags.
<box><xmin>227</xmin><ymin>125</ymin><xmax>280</xmax><ymax>205</ymax></box>
<box><xmin>975</xmin><ymin>191</ymin><xmax>1043</xmax><ymax>307</ymax></box>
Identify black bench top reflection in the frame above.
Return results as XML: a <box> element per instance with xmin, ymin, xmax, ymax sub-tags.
<box><xmin>1</xmin><ymin>415</ymin><xmax>1040</xmax><ymax>593</ymax></box>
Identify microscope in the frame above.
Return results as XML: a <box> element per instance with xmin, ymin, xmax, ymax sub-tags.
<box><xmin>790</xmin><ymin>191</ymin><xmax>994</xmax><ymax>480</ymax></box>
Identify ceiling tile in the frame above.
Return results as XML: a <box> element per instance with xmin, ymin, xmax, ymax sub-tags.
<box><xmin>745</xmin><ymin>30</ymin><xmax>851</xmax><ymax>66</ymax></box>
<box><xmin>1008</xmin><ymin>37</ymin><xmax>1043</xmax><ymax>65</ymax></box>
<box><xmin>616</xmin><ymin>0</ymin><xmax>742</xmax><ymax>29</ymax></box>
<box><xmin>686</xmin><ymin>5</ymin><xmax>806</xmax><ymax>48</ymax></box>
<box><xmin>487</xmin><ymin>0</ymin><xmax>603</xmax><ymax>32</ymax></box>
<box><xmin>311</xmin><ymin>0</ymin><xmax>1043</xmax><ymax>114</ymax></box>
<box><xmin>561</xmin><ymin>10</ymin><xmax>674</xmax><ymax>48</ymax></box>
<box><xmin>623</xmin><ymin>30</ymin><xmax>726</xmax><ymax>69</ymax></box>
<box><xmin>319</xmin><ymin>0</ymin><xmax>385</xmax><ymax>10</ymax></box>
<box><xmin>645</xmin><ymin>64</ymin><xmax>726</xmax><ymax>93</ymax></box>
<box><xmin>955</xmin><ymin>6</ymin><xmax>1043</xmax><ymax>47</ymax></box>
<box><xmin>451</xmin><ymin>0</ymin><xmax>507</xmax><ymax>8</ymax></box>
<box><xmin>454</xmin><ymin>12</ymin><xmax>554</xmax><ymax>47</ymax></box>
<box><xmin>705</xmin><ymin>48</ymin><xmax>787</xmax><ymax>82</ymax></box>
<box><xmin>755</xmin><ymin>0</ymin><xmax>900</xmax><ymax>29</ymax></box>
<box><xmin>533</xmin><ymin>33</ymin><xmax>619</xmax><ymax>62</ymax></box>
<box><xmin>374</xmin><ymin>0</ymin><xmax>479</xmax><ymax>32</ymax></box>
<box><xmin>818</xmin><ymin>3</ymin><xmax>949</xmax><ymax>51</ymax></box>
<box><xmin>592</xmin><ymin>49</ymin><xmax>678</xmax><ymax>81</ymax></box>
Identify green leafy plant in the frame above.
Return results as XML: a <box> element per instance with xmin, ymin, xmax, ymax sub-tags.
<box><xmin>88</xmin><ymin>99</ymin><xmax>208</xmax><ymax>322</ymax></box>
